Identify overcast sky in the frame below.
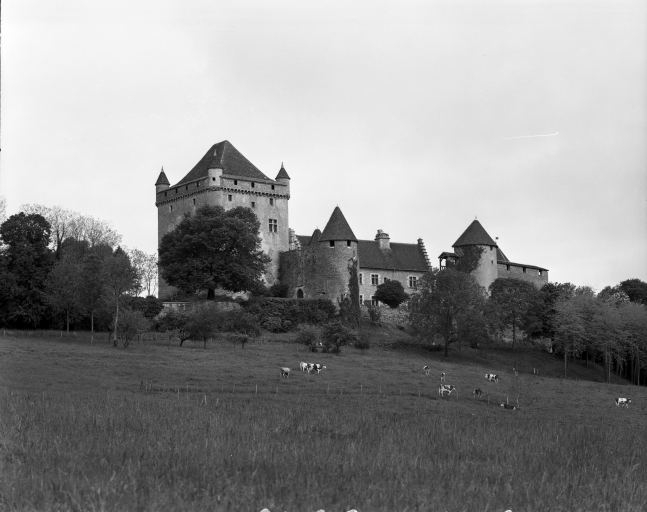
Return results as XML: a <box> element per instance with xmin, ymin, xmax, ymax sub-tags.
<box><xmin>1</xmin><ymin>0</ymin><xmax>645</xmax><ymax>292</ymax></box>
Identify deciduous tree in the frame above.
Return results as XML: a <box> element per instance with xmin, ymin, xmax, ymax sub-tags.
<box><xmin>159</xmin><ymin>206</ymin><xmax>270</xmax><ymax>299</ymax></box>
<box><xmin>488</xmin><ymin>278</ymin><xmax>539</xmax><ymax>350</ymax></box>
<box><xmin>374</xmin><ymin>279</ymin><xmax>409</xmax><ymax>309</ymax></box>
<box><xmin>102</xmin><ymin>247</ymin><xmax>138</xmax><ymax>346</ymax></box>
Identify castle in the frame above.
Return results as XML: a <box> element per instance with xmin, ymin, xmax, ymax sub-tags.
<box><xmin>155</xmin><ymin>141</ymin><xmax>548</xmax><ymax>301</ymax></box>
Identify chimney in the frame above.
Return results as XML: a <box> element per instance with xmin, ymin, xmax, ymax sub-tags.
<box><xmin>375</xmin><ymin>229</ymin><xmax>390</xmax><ymax>250</ymax></box>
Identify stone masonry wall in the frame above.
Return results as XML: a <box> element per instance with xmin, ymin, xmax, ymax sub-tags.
<box><xmin>497</xmin><ymin>263</ymin><xmax>548</xmax><ymax>288</ymax></box>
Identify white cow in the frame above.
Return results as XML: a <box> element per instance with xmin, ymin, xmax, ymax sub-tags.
<box><xmin>299</xmin><ymin>361</ymin><xmax>308</xmax><ymax>372</ymax></box>
<box><xmin>280</xmin><ymin>367</ymin><xmax>290</xmax><ymax>378</ymax></box>
<box><xmin>484</xmin><ymin>373</ymin><xmax>499</xmax><ymax>383</ymax></box>
<box><xmin>615</xmin><ymin>397</ymin><xmax>631</xmax><ymax>408</ymax></box>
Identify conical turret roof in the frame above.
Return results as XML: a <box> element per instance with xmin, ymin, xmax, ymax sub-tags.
<box><xmin>319</xmin><ymin>206</ymin><xmax>357</xmax><ymax>242</ymax></box>
<box><xmin>275</xmin><ymin>163</ymin><xmax>290</xmax><ymax>180</ymax></box>
<box><xmin>453</xmin><ymin>219</ymin><xmax>497</xmax><ymax>247</ymax></box>
<box><xmin>155</xmin><ymin>168</ymin><xmax>170</xmax><ymax>186</ymax></box>
<box><xmin>174</xmin><ymin>140</ymin><xmax>272</xmax><ymax>186</ymax></box>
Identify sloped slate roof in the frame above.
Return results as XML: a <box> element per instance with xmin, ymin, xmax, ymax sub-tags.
<box><xmin>358</xmin><ymin>241</ymin><xmax>429</xmax><ymax>272</ymax></box>
<box><xmin>496</xmin><ymin>247</ymin><xmax>509</xmax><ymax>262</ymax></box>
<box><xmin>453</xmin><ymin>219</ymin><xmax>497</xmax><ymax>247</ymax></box>
<box><xmin>155</xmin><ymin>169</ymin><xmax>170</xmax><ymax>186</ymax></box>
<box><xmin>174</xmin><ymin>140</ymin><xmax>272</xmax><ymax>187</ymax></box>
<box><xmin>275</xmin><ymin>163</ymin><xmax>290</xmax><ymax>180</ymax></box>
<box><xmin>319</xmin><ymin>207</ymin><xmax>358</xmax><ymax>242</ymax></box>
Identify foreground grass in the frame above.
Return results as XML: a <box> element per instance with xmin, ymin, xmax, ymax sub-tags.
<box><xmin>1</xmin><ymin>334</ymin><xmax>646</xmax><ymax>511</ymax></box>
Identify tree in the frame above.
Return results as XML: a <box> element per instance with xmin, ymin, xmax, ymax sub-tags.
<box><xmin>44</xmin><ymin>258</ymin><xmax>81</xmax><ymax>332</ymax></box>
<box><xmin>102</xmin><ymin>247</ymin><xmax>138</xmax><ymax>346</ymax></box>
<box><xmin>127</xmin><ymin>248</ymin><xmax>158</xmax><ymax>296</ymax></box>
<box><xmin>0</xmin><ymin>213</ymin><xmax>54</xmax><ymax>327</ymax></box>
<box><xmin>159</xmin><ymin>206</ymin><xmax>270</xmax><ymax>299</ymax></box>
<box><xmin>488</xmin><ymin>278</ymin><xmax>538</xmax><ymax>350</ymax></box>
<box><xmin>554</xmin><ymin>295</ymin><xmax>588</xmax><ymax>378</ymax></box>
<box><xmin>619</xmin><ymin>279</ymin><xmax>647</xmax><ymax>305</ymax></box>
<box><xmin>79</xmin><ymin>253</ymin><xmax>106</xmax><ymax>337</ymax></box>
<box><xmin>409</xmin><ymin>268</ymin><xmax>486</xmax><ymax>356</ymax></box>
<box><xmin>374</xmin><ymin>279</ymin><xmax>409</xmax><ymax>308</ymax></box>
<box><xmin>598</xmin><ymin>285</ymin><xmax>630</xmax><ymax>306</ymax></box>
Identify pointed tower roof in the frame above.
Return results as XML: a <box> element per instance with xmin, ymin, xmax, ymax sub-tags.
<box><xmin>453</xmin><ymin>219</ymin><xmax>497</xmax><ymax>247</ymax></box>
<box><xmin>275</xmin><ymin>162</ymin><xmax>290</xmax><ymax>180</ymax></box>
<box><xmin>174</xmin><ymin>140</ymin><xmax>272</xmax><ymax>186</ymax></box>
<box><xmin>320</xmin><ymin>206</ymin><xmax>358</xmax><ymax>242</ymax></box>
<box><xmin>155</xmin><ymin>168</ymin><xmax>170</xmax><ymax>186</ymax></box>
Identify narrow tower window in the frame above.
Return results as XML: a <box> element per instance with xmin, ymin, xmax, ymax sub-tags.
<box><xmin>269</xmin><ymin>219</ymin><xmax>278</xmax><ymax>233</ymax></box>
<box><xmin>270</xmin><ymin>198</ymin><xmax>274</xmax><ymax>206</ymax></box>
<box><xmin>228</xmin><ymin>194</ymin><xmax>233</xmax><ymax>201</ymax></box>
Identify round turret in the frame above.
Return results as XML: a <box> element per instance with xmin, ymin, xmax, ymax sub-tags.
<box><xmin>155</xmin><ymin>167</ymin><xmax>170</xmax><ymax>193</ymax></box>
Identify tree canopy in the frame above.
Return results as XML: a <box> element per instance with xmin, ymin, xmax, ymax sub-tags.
<box><xmin>488</xmin><ymin>278</ymin><xmax>539</xmax><ymax>349</ymax></box>
<box><xmin>159</xmin><ymin>206</ymin><xmax>270</xmax><ymax>298</ymax></box>
<box><xmin>374</xmin><ymin>279</ymin><xmax>409</xmax><ymax>308</ymax></box>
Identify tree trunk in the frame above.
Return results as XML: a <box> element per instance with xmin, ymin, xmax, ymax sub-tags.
<box><xmin>66</xmin><ymin>309</ymin><xmax>70</xmax><ymax>333</ymax></box>
<box><xmin>512</xmin><ymin>314</ymin><xmax>516</xmax><ymax>351</ymax></box>
<box><xmin>563</xmin><ymin>346</ymin><xmax>567</xmax><ymax>379</ymax></box>
<box><xmin>112</xmin><ymin>299</ymin><xmax>120</xmax><ymax>347</ymax></box>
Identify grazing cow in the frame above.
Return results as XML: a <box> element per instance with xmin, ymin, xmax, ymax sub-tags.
<box><xmin>472</xmin><ymin>388</ymin><xmax>483</xmax><ymax>399</ymax></box>
<box><xmin>500</xmin><ymin>403</ymin><xmax>517</xmax><ymax>410</ymax></box>
<box><xmin>299</xmin><ymin>361</ymin><xmax>308</xmax><ymax>372</ymax></box>
<box><xmin>484</xmin><ymin>373</ymin><xmax>499</xmax><ymax>383</ymax></box>
<box><xmin>423</xmin><ymin>365</ymin><xmax>430</xmax><ymax>376</ymax></box>
<box><xmin>615</xmin><ymin>397</ymin><xmax>631</xmax><ymax>408</ymax></box>
<box><xmin>440</xmin><ymin>371</ymin><xmax>446</xmax><ymax>383</ymax></box>
<box><xmin>280</xmin><ymin>367</ymin><xmax>290</xmax><ymax>378</ymax></box>
<box><xmin>305</xmin><ymin>363</ymin><xmax>315</xmax><ymax>374</ymax></box>
<box><xmin>438</xmin><ymin>384</ymin><xmax>456</xmax><ymax>398</ymax></box>
<box><xmin>313</xmin><ymin>363</ymin><xmax>327</xmax><ymax>374</ymax></box>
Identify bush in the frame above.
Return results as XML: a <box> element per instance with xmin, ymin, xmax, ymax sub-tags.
<box><xmin>213</xmin><ymin>309</ymin><xmax>261</xmax><ymax>337</ymax></box>
<box><xmin>322</xmin><ymin>321</ymin><xmax>358</xmax><ymax>354</ymax></box>
<box><xmin>117</xmin><ymin>309</ymin><xmax>151</xmax><ymax>347</ymax></box>
<box><xmin>244</xmin><ymin>298</ymin><xmax>336</xmax><ymax>330</ymax></box>
<box><xmin>295</xmin><ymin>325</ymin><xmax>322</xmax><ymax>351</ymax></box>
<box><xmin>374</xmin><ymin>280</ymin><xmax>409</xmax><ymax>309</ymax></box>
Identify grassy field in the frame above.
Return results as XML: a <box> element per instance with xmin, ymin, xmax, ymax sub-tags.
<box><xmin>1</xmin><ymin>329</ymin><xmax>646</xmax><ymax>512</ymax></box>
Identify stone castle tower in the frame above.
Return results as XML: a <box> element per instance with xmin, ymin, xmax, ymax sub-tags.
<box><xmin>155</xmin><ymin>141</ymin><xmax>290</xmax><ymax>299</ymax></box>
<box><xmin>439</xmin><ymin>219</ymin><xmax>548</xmax><ymax>291</ymax></box>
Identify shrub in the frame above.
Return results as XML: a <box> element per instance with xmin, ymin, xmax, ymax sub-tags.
<box><xmin>260</xmin><ymin>315</ymin><xmax>293</xmax><ymax>333</ymax></box>
<box><xmin>117</xmin><ymin>309</ymin><xmax>150</xmax><ymax>347</ymax></box>
<box><xmin>374</xmin><ymin>280</ymin><xmax>409</xmax><ymax>309</ymax></box>
<box><xmin>322</xmin><ymin>321</ymin><xmax>358</xmax><ymax>354</ymax></box>
<box><xmin>213</xmin><ymin>309</ymin><xmax>261</xmax><ymax>337</ymax></box>
<box><xmin>366</xmin><ymin>304</ymin><xmax>382</xmax><ymax>325</ymax></box>
<box><xmin>295</xmin><ymin>325</ymin><xmax>322</xmax><ymax>351</ymax></box>
<box><xmin>244</xmin><ymin>298</ymin><xmax>336</xmax><ymax>329</ymax></box>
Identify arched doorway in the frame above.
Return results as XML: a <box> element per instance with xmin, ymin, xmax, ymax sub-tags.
<box><xmin>296</xmin><ymin>289</ymin><xmax>304</xmax><ymax>299</ymax></box>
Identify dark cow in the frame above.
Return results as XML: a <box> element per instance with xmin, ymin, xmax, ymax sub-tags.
<box><xmin>615</xmin><ymin>397</ymin><xmax>631</xmax><ymax>408</ymax></box>
<box><xmin>472</xmin><ymin>388</ymin><xmax>483</xmax><ymax>399</ymax></box>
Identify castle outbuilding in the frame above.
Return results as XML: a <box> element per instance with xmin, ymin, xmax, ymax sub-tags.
<box><xmin>438</xmin><ymin>219</ymin><xmax>548</xmax><ymax>291</ymax></box>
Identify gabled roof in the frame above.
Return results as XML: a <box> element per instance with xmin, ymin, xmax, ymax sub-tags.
<box><xmin>359</xmin><ymin>241</ymin><xmax>429</xmax><ymax>272</ymax></box>
<box><xmin>174</xmin><ymin>140</ymin><xmax>272</xmax><ymax>187</ymax></box>
<box><xmin>319</xmin><ymin>207</ymin><xmax>357</xmax><ymax>242</ymax></box>
<box><xmin>276</xmin><ymin>163</ymin><xmax>290</xmax><ymax>180</ymax></box>
<box><xmin>453</xmin><ymin>219</ymin><xmax>497</xmax><ymax>247</ymax></box>
<box><xmin>155</xmin><ymin>169</ymin><xmax>170</xmax><ymax>186</ymax></box>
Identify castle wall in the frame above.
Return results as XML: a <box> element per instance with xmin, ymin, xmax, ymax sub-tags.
<box><xmin>358</xmin><ymin>268</ymin><xmax>424</xmax><ymax>304</ymax></box>
<box><xmin>156</xmin><ymin>173</ymin><xmax>289</xmax><ymax>299</ymax></box>
<box><xmin>456</xmin><ymin>245</ymin><xmax>498</xmax><ymax>292</ymax></box>
<box><xmin>497</xmin><ymin>263</ymin><xmax>548</xmax><ymax>288</ymax></box>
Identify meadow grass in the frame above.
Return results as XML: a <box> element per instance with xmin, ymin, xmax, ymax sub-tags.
<box><xmin>1</xmin><ymin>333</ymin><xmax>646</xmax><ymax>511</ymax></box>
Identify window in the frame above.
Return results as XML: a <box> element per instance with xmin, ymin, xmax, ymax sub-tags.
<box><xmin>347</xmin><ymin>240</ymin><xmax>351</xmax><ymax>247</ymax></box>
<box><xmin>192</xmin><ymin>198</ymin><xmax>196</xmax><ymax>206</ymax></box>
<box><xmin>359</xmin><ymin>294</ymin><xmax>364</xmax><ymax>304</ymax></box>
<box><xmin>164</xmin><ymin>191</ymin><xmax>167</xmax><ymax>197</ymax></box>
<box><xmin>175</xmin><ymin>188</ymin><xmax>178</xmax><ymax>194</ymax></box>
<box><xmin>269</xmin><ymin>218</ymin><xmax>278</xmax><ymax>233</ymax></box>
<box><xmin>371</xmin><ymin>296</ymin><xmax>379</xmax><ymax>306</ymax></box>
<box><xmin>212</xmin><ymin>177</ymin><xmax>216</xmax><ymax>181</ymax></box>
<box><xmin>408</xmin><ymin>276</ymin><xmax>418</xmax><ymax>289</ymax></box>
<box><xmin>228</xmin><ymin>194</ymin><xmax>233</xmax><ymax>201</ymax></box>
<box><xmin>251</xmin><ymin>182</ymin><xmax>255</xmax><ymax>188</ymax></box>
<box><xmin>538</xmin><ymin>270</ymin><xmax>543</xmax><ymax>276</ymax></box>
<box><xmin>371</xmin><ymin>274</ymin><xmax>379</xmax><ymax>286</ymax></box>
<box><xmin>271</xmin><ymin>185</ymin><xmax>275</xmax><ymax>190</ymax></box>
<box><xmin>234</xmin><ymin>180</ymin><xmax>238</xmax><ymax>185</ymax></box>
<box><xmin>329</xmin><ymin>241</ymin><xmax>335</xmax><ymax>247</ymax></box>
<box><xmin>522</xmin><ymin>267</ymin><xmax>527</xmax><ymax>274</ymax></box>
<box><xmin>506</xmin><ymin>264</ymin><xmax>511</xmax><ymax>271</ymax></box>
<box><xmin>169</xmin><ymin>205</ymin><xmax>173</xmax><ymax>212</ymax></box>
<box><xmin>185</xmin><ymin>185</ymin><xmax>188</xmax><ymax>191</ymax></box>
<box><xmin>251</xmin><ymin>201</ymin><xmax>256</xmax><ymax>208</ymax></box>
<box><xmin>270</xmin><ymin>198</ymin><xmax>274</xmax><ymax>206</ymax></box>
<box><xmin>359</xmin><ymin>273</ymin><xmax>363</xmax><ymax>285</ymax></box>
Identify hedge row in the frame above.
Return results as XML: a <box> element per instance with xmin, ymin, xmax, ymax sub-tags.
<box><xmin>243</xmin><ymin>298</ymin><xmax>337</xmax><ymax>332</ymax></box>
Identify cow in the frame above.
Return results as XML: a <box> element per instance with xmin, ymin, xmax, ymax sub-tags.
<box><xmin>438</xmin><ymin>384</ymin><xmax>456</xmax><ymax>398</ymax></box>
<box><xmin>313</xmin><ymin>363</ymin><xmax>327</xmax><ymax>374</ymax></box>
<box><xmin>280</xmin><ymin>367</ymin><xmax>290</xmax><ymax>378</ymax></box>
<box><xmin>485</xmin><ymin>373</ymin><xmax>499</xmax><ymax>383</ymax></box>
<box><xmin>423</xmin><ymin>365</ymin><xmax>430</xmax><ymax>376</ymax></box>
<box><xmin>472</xmin><ymin>388</ymin><xmax>483</xmax><ymax>399</ymax></box>
<box><xmin>440</xmin><ymin>371</ymin><xmax>446</xmax><ymax>383</ymax></box>
<box><xmin>615</xmin><ymin>397</ymin><xmax>631</xmax><ymax>408</ymax></box>
<box><xmin>299</xmin><ymin>361</ymin><xmax>308</xmax><ymax>372</ymax></box>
